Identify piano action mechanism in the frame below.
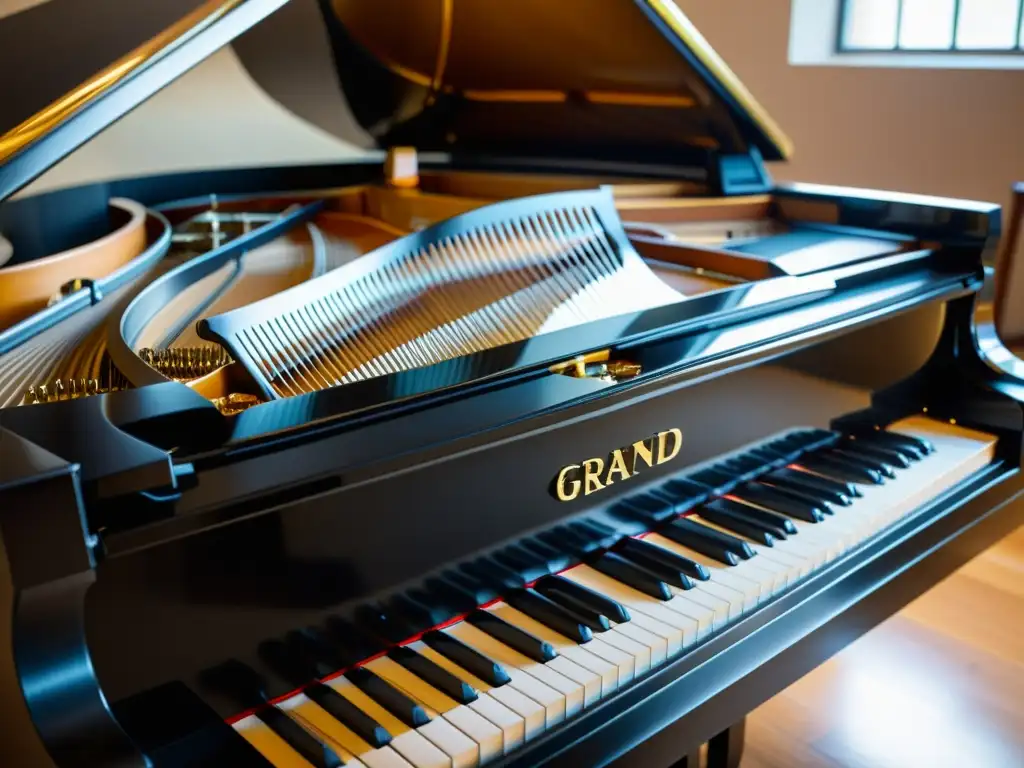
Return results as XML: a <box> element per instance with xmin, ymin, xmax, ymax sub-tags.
<box><xmin>1</xmin><ymin>1</ymin><xmax>1023</xmax><ymax>767</ymax></box>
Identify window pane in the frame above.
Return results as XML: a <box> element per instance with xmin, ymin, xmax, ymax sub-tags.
<box><xmin>955</xmin><ymin>0</ymin><xmax>1021</xmax><ymax>49</ymax></box>
<box><xmin>842</xmin><ymin>0</ymin><xmax>899</xmax><ymax>49</ymax></box>
<box><xmin>899</xmin><ymin>0</ymin><xmax>956</xmax><ymax>49</ymax></box>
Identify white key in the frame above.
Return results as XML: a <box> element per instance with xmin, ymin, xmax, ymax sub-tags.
<box><xmin>612</xmin><ymin>621</ymin><xmax>667</xmax><ymax>667</ymax></box>
<box><xmin>444</xmin><ymin>623</ymin><xmax>570</xmax><ymax>725</ymax></box>
<box><xmin>409</xmin><ymin>641</ymin><xmax>539</xmax><ymax>745</ymax></box>
<box><xmin>682</xmin><ymin>521</ymin><xmax>810</xmax><ymax>585</ymax></box>
<box><xmin>643</xmin><ymin>533</ymin><xmax>767</xmax><ymax>612</ymax></box>
<box><xmin>593</xmin><ymin>627</ymin><xmax>651</xmax><ymax>675</ymax></box>
<box><xmin>449</xmin><ymin>623</ymin><xmax>586</xmax><ymax>718</ymax></box>
<box><xmin>487</xmin><ymin>606</ymin><xmax>614</xmax><ymax>700</ymax></box>
<box><xmin>416</xmin><ymin>720</ymin><xmax>479</xmax><ymax>768</ymax></box>
<box><xmin>366</xmin><ymin>658</ymin><xmax>497</xmax><ymax>766</ymax></box>
<box><xmin>234</xmin><ymin>715</ymin><xmax>317</xmax><ymax>768</ymax></box>
<box><xmin>491</xmin><ymin>606</ymin><xmax>634</xmax><ymax>692</ymax></box>
<box><xmin>276</xmin><ymin>693</ymin><xmax>412</xmax><ymax>768</ymax></box>
<box><xmin>326</xmin><ymin>677</ymin><xmax>452</xmax><ymax>768</ymax></box>
<box><xmin>561</xmin><ymin>565</ymin><xmax>697</xmax><ymax>651</ymax></box>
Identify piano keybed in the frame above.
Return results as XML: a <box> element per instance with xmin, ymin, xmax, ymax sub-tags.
<box><xmin>209</xmin><ymin>416</ymin><xmax>996</xmax><ymax>768</ymax></box>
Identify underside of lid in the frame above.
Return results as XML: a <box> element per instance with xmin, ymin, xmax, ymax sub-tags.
<box><xmin>319</xmin><ymin>0</ymin><xmax>792</xmax><ymax>167</ymax></box>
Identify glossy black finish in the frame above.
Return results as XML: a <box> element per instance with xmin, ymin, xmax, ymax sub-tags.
<box><xmin>506</xmin><ymin>590</ymin><xmax>602</xmax><ymax>641</ymax></box>
<box><xmin>590</xmin><ymin>554</ymin><xmax>673</xmax><ymax>601</ymax></box>
<box><xmin>0</xmin><ymin>162</ymin><xmax>1020</xmax><ymax>768</ymax></box>
<box><xmin>466</xmin><ymin>611</ymin><xmax>558</xmax><ymax>663</ymax></box>
<box><xmin>421</xmin><ymin>632</ymin><xmax>511</xmax><ymax>688</ymax></box>
<box><xmin>534</xmin><ymin>576</ymin><xmax>632</xmax><ymax>625</ymax></box>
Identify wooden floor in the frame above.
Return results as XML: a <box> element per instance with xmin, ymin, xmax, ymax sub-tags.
<box><xmin>741</xmin><ymin>525</ymin><xmax>1024</xmax><ymax>768</ymax></box>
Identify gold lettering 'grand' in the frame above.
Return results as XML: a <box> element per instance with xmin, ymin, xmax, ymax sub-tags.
<box><xmin>551</xmin><ymin>428</ymin><xmax>683</xmax><ymax>502</ymax></box>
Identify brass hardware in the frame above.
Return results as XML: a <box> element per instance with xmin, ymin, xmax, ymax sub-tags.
<box><xmin>551</xmin><ymin>350</ymin><xmax>641</xmax><ymax>383</ymax></box>
<box><xmin>140</xmin><ymin>346</ymin><xmax>233</xmax><ymax>380</ymax></box>
<box><xmin>551</xmin><ymin>428</ymin><xmax>683</xmax><ymax>502</ymax></box>
<box><xmin>385</xmin><ymin>147</ymin><xmax>420</xmax><ymax>189</ymax></box>
<box><xmin>22</xmin><ymin>377</ymin><xmax>126</xmax><ymax>405</ymax></box>
<box><xmin>211</xmin><ymin>392</ymin><xmax>261</xmax><ymax>416</ymax></box>
<box><xmin>47</xmin><ymin>278</ymin><xmax>96</xmax><ymax>306</ymax></box>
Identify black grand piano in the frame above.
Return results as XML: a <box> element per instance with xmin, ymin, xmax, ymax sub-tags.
<box><xmin>1</xmin><ymin>2</ymin><xmax>1023</xmax><ymax>767</ymax></box>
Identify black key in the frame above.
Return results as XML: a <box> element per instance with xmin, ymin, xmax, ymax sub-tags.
<box><xmin>825</xmin><ymin>448</ymin><xmax>897</xmax><ymax>479</ymax></box>
<box><xmin>573</xmin><ymin>519</ymin><xmax>623</xmax><ymax>549</ymax></box>
<box><xmin>615</xmin><ymin>536</ymin><xmax>710</xmax><ymax>581</ymax></box>
<box><xmin>424</xmin><ymin>578</ymin><xmax>479</xmax><ymax>614</ymax></box>
<box><xmin>538</xmin><ymin>525</ymin><xmax>592</xmax><ymax>557</ymax></box>
<box><xmin>717</xmin><ymin>454</ymin><xmax>766</xmax><ymax>479</ymax></box>
<box><xmin>345</xmin><ymin>667</ymin><xmax>431</xmax><ymax>728</ymax></box>
<box><xmin>389</xmin><ymin>593</ymin><xmax>455</xmax><ymax>633</ymax></box>
<box><xmin>613</xmin><ymin>537</ymin><xmax>697</xmax><ymax>588</ymax></box>
<box><xmin>791</xmin><ymin>428</ymin><xmax>841</xmax><ymax>451</ymax></box>
<box><xmin>839</xmin><ymin>439</ymin><xmax>911</xmax><ymax>468</ymax></box>
<box><xmin>306</xmin><ymin>681</ymin><xmax>393</xmax><ymax>748</ymax></box>
<box><xmin>494</xmin><ymin>546</ymin><xmax>550</xmax><ymax>583</ymax></box>
<box><xmin>762</xmin><ymin>438</ymin><xmax>803</xmax><ymax>463</ymax></box>
<box><xmin>796</xmin><ymin>454</ymin><xmax>883</xmax><ymax>485</ymax></box>
<box><xmin>462</xmin><ymin>558</ymin><xmax>525</xmax><ymax>592</ymax></box>
<box><xmin>661</xmin><ymin>518</ymin><xmax>752</xmax><ymax>564</ymax></box>
<box><xmin>422</xmin><ymin>631</ymin><xmax>511</xmax><ymax>687</ymax></box>
<box><xmin>505</xmin><ymin>589</ymin><xmax>597</xmax><ymax>642</ymax></box>
<box><xmin>688</xmin><ymin>466</ymin><xmax>738</xmax><ymax>495</ymax></box>
<box><xmin>730</xmin><ymin>483</ymin><xmax>827</xmax><ymax>523</ymax></box>
<box><xmin>746</xmin><ymin>445</ymin><xmax>791</xmax><ymax>469</ymax></box>
<box><xmin>613</xmin><ymin>493</ymin><xmax>676</xmax><ymax>523</ymax></box>
<box><xmin>656</xmin><ymin>477</ymin><xmax>711</xmax><ymax>511</ymax></box>
<box><xmin>750</xmin><ymin>480</ymin><xmax>836</xmax><ymax>514</ymax></box>
<box><xmin>441</xmin><ymin>570</ymin><xmax>500</xmax><ymax>606</ymax></box>
<box><xmin>763</xmin><ymin>467</ymin><xmax>857</xmax><ymax>503</ymax></box>
<box><xmin>518</xmin><ymin>538</ymin><xmax>575</xmax><ymax>572</ymax></box>
<box><xmin>355</xmin><ymin>604</ymin><xmax>418</xmax><ymax>646</ymax></box>
<box><xmin>697</xmin><ymin>506</ymin><xmax>776</xmax><ymax>547</ymax></box>
<box><xmin>389</xmin><ymin>646</ymin><xmax>478</xmax><ymax>705</ymax></box>
<box><xmin>259</xmin><ymin>706</ymin><xmax>343</xmax><ymax>768</ymax></box>
<box><xmin>466</xmin><ymin>610</ymin><xmax>558</xmax><ymax>662</ymax></box>
<box><xmin>512</xmin><ymin>583</ymin><xmax>611</xmax><ymax>633</ymax></box>
<box><xmin>848</xmin><ymin>432</ymin><xmax>924</xmax><ymax>461</ymax></box>
<box><xmin>706</xmin><ymin>498</ymin><xmax>796</xmax><ymax>539</ymax></box>
<box><xmin>534</xmin><ymin>574</ymin><xmax>632</xmax><ymax>624</ymax></box>
<box><xmin>589</xmin><ymin>552</ymin><xmax>673</xmax><ymax>600</ymax></box>
<box><xmin>864</xmin><ymin>429</ymin><xmax>934</xmax><ymax>455</ymax></box>
<box><xmin>202</xmin><ymin>660</ymin><xmax>343</xmax><ymax>768</ymax></box>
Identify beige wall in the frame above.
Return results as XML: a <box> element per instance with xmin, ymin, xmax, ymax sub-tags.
<box><xmin>679</xmin><ymin>0</ymin><xmax>1023</xmax><ymax>210</ymax></box>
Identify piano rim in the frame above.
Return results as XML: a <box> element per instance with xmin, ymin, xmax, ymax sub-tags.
<box><xmin>488</xmin><ymin>460</ymin><xmax>1024</xmax><ymax>768</ymax></box>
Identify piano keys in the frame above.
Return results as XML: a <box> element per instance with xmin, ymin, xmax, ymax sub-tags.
<box><xmin>204</xmin><ymin>417</ymin><xmax>997</xmax><ymax>768</ymax></box>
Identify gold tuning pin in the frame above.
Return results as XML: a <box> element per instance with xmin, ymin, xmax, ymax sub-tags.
<box><xmin>21</xmin><ymin>377</ymin><xmax>125</xmax><ymax>405</ymax></box>
<box><xmin>385</xmin><ymin>147</ymin><xmax>419</xmax><ymax>189</ymax></box>
<box><xmin>139</xmin><ymin>346</ymin><xmax>233</xmax><ymax>381</ymax></box>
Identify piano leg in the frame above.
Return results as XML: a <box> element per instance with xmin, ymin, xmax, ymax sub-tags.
<box><xmin>668</xmin><ymin>746</ymin><xmax>703</xmax><ymax>767</ymax></box>
<box><xmin>707</xmin><ymin>717</ymin><xmax>745</xmax><ymax>768</ymax></box>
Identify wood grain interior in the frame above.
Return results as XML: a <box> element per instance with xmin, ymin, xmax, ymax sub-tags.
<box><xmin>0</xmin><ymin>197</ymin><xmax>148</xmax><ymax>331</ymax></box>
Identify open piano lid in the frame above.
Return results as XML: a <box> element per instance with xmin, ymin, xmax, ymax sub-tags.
<box><xmin>0</xmin><ymin>0</ymin><xmax>791</xmax><ymax>203</ymax></box>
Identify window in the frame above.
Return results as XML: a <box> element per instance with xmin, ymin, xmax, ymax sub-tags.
<box><xmin>839</xmin><ymin>0</ymin><xmax>1024</xmax><ymax>53</ymax></box>
<box><xmin>789</xmin><ymin>0</ymin><xmax>1024</xmax><ymax>67</ymax></box>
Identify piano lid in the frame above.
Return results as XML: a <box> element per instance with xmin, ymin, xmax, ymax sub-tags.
<box><xmin>0</xmin><ymin>0</ymin><xmax>791</xmax><ymax>203</ymax></box>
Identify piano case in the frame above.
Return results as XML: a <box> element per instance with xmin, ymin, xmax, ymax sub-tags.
<box><xmin>1</xmin><ymin>2</ymin><xmax>1023</xmax><ymax>767</ymax></box>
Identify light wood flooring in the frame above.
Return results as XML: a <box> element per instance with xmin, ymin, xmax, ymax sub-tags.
<box><xmin>741</xmin><ymin>525</ymin><xmax>1024</xmax><ymax>768</ymax></box>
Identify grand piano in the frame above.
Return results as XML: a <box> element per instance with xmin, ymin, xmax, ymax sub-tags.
<box><xmin>2</xmin><ymin>2</ymin><xmax>1023</xmax><ymax>767</ymax></box>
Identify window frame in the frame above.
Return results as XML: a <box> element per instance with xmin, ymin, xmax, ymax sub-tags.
<box><xmin>789</xmin><ymin>0</ymin><xmax>1024</xmax><ymax>69</ymax></box>
<box><xmin>836</xmin><ymin>0</ymin><xmax>1024</xmax><ymax>55</ymax></box>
